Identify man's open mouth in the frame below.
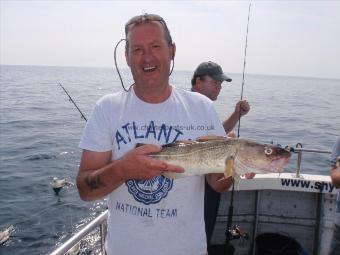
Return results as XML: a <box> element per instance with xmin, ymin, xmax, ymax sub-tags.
<box><xmin>143</xmin><ymin>66</ymin><xmax>157</xmax><ymax>72</ymax></box>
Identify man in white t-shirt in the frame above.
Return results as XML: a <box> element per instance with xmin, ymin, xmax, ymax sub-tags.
<box><xmin>76</xmin><ymin>14</ymin><xmax>230</xmax><ymax>255</ymax></box>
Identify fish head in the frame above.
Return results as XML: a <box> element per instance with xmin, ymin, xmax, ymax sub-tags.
<box><xmin>236</xmin><ymin>139</ymin><xmax>291</xmax><ymax>173</ymax></box>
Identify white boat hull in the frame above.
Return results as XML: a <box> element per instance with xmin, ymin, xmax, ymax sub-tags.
<box><xmin>210</xmin><ymin>173</ymin><xmax>337</xmax><ymax>255</ymax></box>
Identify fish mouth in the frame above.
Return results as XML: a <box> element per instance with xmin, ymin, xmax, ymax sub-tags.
<box><xmin>268</xmin><ymin>157</ymin><xmax>290</xmax><ymax>172</ymax></box>
<box><xmin>237</xmin><ymin>156</ymin><xmax>290</xmax><ymax>173</ymax></box>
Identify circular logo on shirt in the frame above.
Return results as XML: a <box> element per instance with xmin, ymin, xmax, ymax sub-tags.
<box><xmin>126</xmin><ymin>176</ymin><xmax>173</xmax><ymax>205</ymax></box>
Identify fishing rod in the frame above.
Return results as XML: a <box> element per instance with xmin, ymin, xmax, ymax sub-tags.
<box><xmin>58</xmin><ymin>83</ymin><xmax>87</xmax><ymax>122</ymax></box>
<box><xmin>237</xmin><ymin>2</ymin><xmax>251</xmax><ymax>139</ymax></box>
<box><xmin>224</xmin><ymin>3</ymin><xmax>252</xmax><ymax>255</ymax></box>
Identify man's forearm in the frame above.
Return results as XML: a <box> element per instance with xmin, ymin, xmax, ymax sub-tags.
<box><xmin>222</xmin><ymin>111</ymin><xmax>239</xmax><ymax>134</ymax></box>
<box><xmin>77</xmin><ymin>162</ymin><xmax>125</xmax><ymax>201</ymax></box>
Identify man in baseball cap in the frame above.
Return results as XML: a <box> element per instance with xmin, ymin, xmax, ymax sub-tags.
<box><xmin>193</xmin><ymin>61</ymin><xmax>232</xmax><ymax>82</ymax></box>
<box><xmin>191</xmin><ymin>61</ymin><xmax>252</xmax><ymax>247</ymax></box>
<box><xmin>191</xmin><ymin>61</ymin><xmax>232</xmax><ymax>101</ymax></box>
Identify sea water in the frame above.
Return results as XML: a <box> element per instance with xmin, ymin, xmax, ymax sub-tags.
<box><xmin>0</xmin><ymin>65</ymin><xmax>339</xmax><ymax>254</ymax></box>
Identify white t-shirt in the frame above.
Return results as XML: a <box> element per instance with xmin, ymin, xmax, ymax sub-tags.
<box><xmin>79</xmin><ymin>86</ymin><xmax>225</xmax><ymax>255</ymax></box>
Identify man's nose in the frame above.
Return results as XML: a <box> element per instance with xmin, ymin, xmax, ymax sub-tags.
<box><xmin>143</xmin><ymin>47</ymin><xmax>154</xmax><ymax>60</ymax></box>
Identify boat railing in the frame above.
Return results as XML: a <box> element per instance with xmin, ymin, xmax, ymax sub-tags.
<box><xmin>290</xmin><ymin>143</ymin><xmax>331</xmax><ymax>178</ymax></box>
<box><xmin>50</xmin><ymin>144</ymin><xmax>332</xmax><ymax>255</ymax></box>
<box><xmin>50</xmin><ymin>210</ymin><xmax>108</xmax><ymax>255</ymax></box>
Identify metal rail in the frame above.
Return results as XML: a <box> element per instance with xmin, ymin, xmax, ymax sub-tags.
<box><xmin>50</xmin><ymin>210</ymin><xmax>108</xmax><ymax>255</ymax></box>
<box><xmin>293</xmin><ymin>148</ymin><xmax>331</xmax><ymax>154</ymax></box>
<box><xmin>289</xmin><ymin>143</ymin><xmax>331</xmax><ymax>178</ymax></box>
<box><xmin>50</xmin><ymin>144</ymin><xmax>332</xmax><ymax>254</ymax></box>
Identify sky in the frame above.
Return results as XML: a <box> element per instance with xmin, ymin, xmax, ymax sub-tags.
<box><xmin>1</xmin><ymin>1</ymin><xmax>340</xmax><ymax>79</ymax></box>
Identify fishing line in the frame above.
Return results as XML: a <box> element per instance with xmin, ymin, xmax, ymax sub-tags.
<box><xmin>237</xmin><ymin>2</ymin><xmax>252</xmax><ymax>139</ymax></box>
<box><xmin>224</xmin><ymin>4</ymin><xmax>252</xmax><ymax>254</ymax></box>
<box><xmin>113</xmin><ymin>38</ymin><xmax>175</xmax><ymax>92</ymax></box>
<box><xmin>114</xmin><ymin>39</ymin><xmax>131</xmax><ymax>92</ymax></box>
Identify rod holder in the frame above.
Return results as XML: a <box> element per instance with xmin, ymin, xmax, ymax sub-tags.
<box><xmin>295</xmin><ymin>143</ymin><xmax>303</xmax><ymax>178</ymax></box>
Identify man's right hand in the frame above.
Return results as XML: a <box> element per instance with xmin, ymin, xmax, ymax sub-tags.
<box><xmin>76</xmin><ymin>145</ymin><xmax>184</xmax><ymax>201</ymax></box>
<box><xmin>115</xmin><ymin>144</ymin><xmax>184</xmax><ymax>180</ymax></box>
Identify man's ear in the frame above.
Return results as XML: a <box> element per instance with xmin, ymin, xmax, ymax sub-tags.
<box><xmin>195</xmin><ymin>77</ymin><xmax>202</xmax><ymax>87</ymax></box>
<box><xmin>196</xmin><ymin>76</ymin><xmax>206</xmax><ymax>91</ymax></box>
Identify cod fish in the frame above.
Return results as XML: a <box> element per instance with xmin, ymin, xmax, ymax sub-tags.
<box><xmin>150</xmin><ymin>136</ymin><xmax>291</xmax><ymax>180</ymax></box>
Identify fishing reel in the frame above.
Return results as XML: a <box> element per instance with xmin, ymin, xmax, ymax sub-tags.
<box><xmin>226</xmin><ymin>225</ymin><xmax>249</xmax><ymax>241</ymax></box>
<box><xmin>209</xmin><ymin>225</ymin><xmax>249</xmax><ymax>255</ymax></box>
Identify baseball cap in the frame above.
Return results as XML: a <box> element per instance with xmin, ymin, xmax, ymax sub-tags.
<box><xmin>193</xmin><ymin>61</ymin><xmax>232</xmax><ymax>83</ymax></box>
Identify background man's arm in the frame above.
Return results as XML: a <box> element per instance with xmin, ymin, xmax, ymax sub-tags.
<box><xmin>206</xmin><ymin>174</ymin><xmax>233</xmax><ymax>193</ymax></box>
<box><xmin>223</xmin><ymin>100</ymin><xmax>250</xmax><ymax>133</ymax></box>
<box><xmin>330</xmin><ymin>157</ymin><xmax>340</xmax><ymax>188</ymax></box>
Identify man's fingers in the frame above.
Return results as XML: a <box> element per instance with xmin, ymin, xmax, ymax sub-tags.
<box><xmin>227</xmin><ymin>131</ymin><xmax>236</xmax><ymax>138</ymax></box>
<box><xmin>133</xmin><ymin>144</ymin><xmax>184</xmax><ymax>175</ymax></box>
<box><xmin>244</xmin><ymin>172</ymin><xmax>255</xmax><ymax>179</ymax></box>
<box><xmin>135</xmin><ymin>144</ymin><xmax>162</xmax><ymax>155</ymax></box>
<box><xmin>146</xmin><ymin>158</ymin><xmax>184</xmax><ymax>174</ymax></box>
<box><xmin>242</xmin><ymin>101</ymin><xmax>250</xmax><ymax>109</ymax></box>
<box><xmin>164</xmin><ymin>163</ymin><xmax>185</xmax><ymax>173</ymax></box>
<box><xmin>239</xmin><ymin>100</ymin><xmax>250</xmax><ymax>116</ymax></box>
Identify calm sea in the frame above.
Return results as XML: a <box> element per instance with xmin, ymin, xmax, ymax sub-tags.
<box><xmin>0</xmin><ymin>65</ymin><xmax>339</xmax><ymax>254</ymax></box>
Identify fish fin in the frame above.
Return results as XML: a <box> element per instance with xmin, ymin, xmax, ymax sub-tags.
<box><xmin>137</xmin><ymin>141</ymin><xmax>197</xmax><ymax>149</ymax></box>
<box><xmin>225</xmin><ymin>156</ymin><xmax>243</xmax><ymax>190</ymax></box>
<box><xmin>217</xmin><ymin>175</ymin><xmax>226</xmax><ymax>182</ymax></box>
<box><xmin>224</xmin><ymin>156</ymin><xmax>235</xmax><ymax>178</ymax></box>
<box><xmin>196</xmin><ymin>135</ymin><xmax>226</xmax><ymax>142</ymax></box>
<box><xmin>162</xmin><ymin>140</ymin><xmax>198</xmax><ymax>148</ymax></box>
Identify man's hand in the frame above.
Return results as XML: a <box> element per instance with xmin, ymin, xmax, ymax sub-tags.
<box><xmin>234</xmin><ymin>100</ymin><xmax>250</xmax><ymax>117</ymax></box>
<box><xmin>227</xmin><ymin>131</ymin><xmax>236</xmax><ymax>138</ymax></box>
<box><xmin>244</xmin><ymin>172</ymin><xmax>255</xmax><ymax>179</ymax></box>
<box><xmin>222</xmin><ymin>100</ymin><xmax>250</xmax><ymax>134</ymax></box>
<box><xmin>77</xmin><ymin>145</ymin><xmax>184</xmax><ymax>201</ymax></box>
<box><xmin>330</xmin><ymin>156</ymin><xmax>340</xmax><ymax>188</ymax></box>
<box><xmin>206</xmin><ymin>173</ymin><xmax>233</xmax><ymax>193</ymax></box>
<box><xmin>115</xmin><ymin>144</ymin><xmax>184</xmax><ymax>180</ymax></box>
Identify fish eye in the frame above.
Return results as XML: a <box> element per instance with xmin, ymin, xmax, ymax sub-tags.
<box><xmin>264</xmin><ymin>147</ymin><xmax>273</xmax><ymax>155</ymax></box>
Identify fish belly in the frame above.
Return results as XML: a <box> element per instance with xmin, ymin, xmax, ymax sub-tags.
<box><xmin>162</xmin><ymin>157</ymin><xmax>227</xmax><ymax>179</ymax></box>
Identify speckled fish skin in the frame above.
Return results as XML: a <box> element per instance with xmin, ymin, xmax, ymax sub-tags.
<box><xmin>150</xmin><ymin>138</ymin><xmax>291</xmax><ymax>179</ymax></box>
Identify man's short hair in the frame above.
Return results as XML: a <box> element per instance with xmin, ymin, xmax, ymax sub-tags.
<box><xmin>125</xmin><ymin>13</ymin><xmax>173</xmax><ymax>50</ymax></box>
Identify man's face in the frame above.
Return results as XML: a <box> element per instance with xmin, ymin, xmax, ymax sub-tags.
<box><xmin>125</xmin><ymin>22</ymin><xmax>174</xmax><ymax>90</ymax></box>
<box><xmin>195</xmin><ymin>75</ymin><xmax>222</xmax><ymax>101</ymax></box>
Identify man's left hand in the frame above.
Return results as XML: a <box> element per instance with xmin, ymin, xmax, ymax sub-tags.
<box><xmin>235</xmin><ymin>100</ymin><xmax>250</xmax><ymax>117</ymax></box>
